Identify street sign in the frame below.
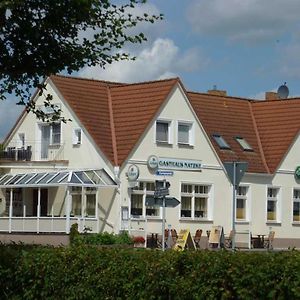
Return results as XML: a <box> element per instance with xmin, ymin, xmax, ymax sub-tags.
<box><xmin>156</xmin><ymin>170</ymin><xmax>174</xmax><ymax>176</ymax></box>
<box><xmin>145</xmin><ymin>196</ymin><xmax>180</xmax><ymax>208</ymax></box>
<box><xmin>154</xmin><ymin>188</ymin><xmax>169</xmax><ymax>198</ymax></box>
<box><xmin>223</xmin><ymin>162</ymin><xmax>248</xmax><ymax>186</ymax></box>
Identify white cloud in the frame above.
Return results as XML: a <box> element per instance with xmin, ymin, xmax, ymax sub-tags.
<box><xmin>187</xmin><ymin>0</ymin><xmax>300</xmax><ymax>43</ymax></box>
<box><xmin>79</xmin><ymin>38</ymin><xmax>209</xmax><ymax>82</ymax></box>
<box><xmin>0</xmin><ymin>97</ymin><xmax>23</xmax><ymax>142</ymax></box>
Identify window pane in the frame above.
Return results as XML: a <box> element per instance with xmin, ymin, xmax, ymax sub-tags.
<box><xmin>131</xmin><ymin>194</ymin><xmax>143</xmax><ymax>217</ymax></box>
<box><xmin>178</xmin><ymin>124</ymin><xmax>189</xmax><ymax>144</ymax></box>
<box><xmin>146</xmin><ymin>182</ymin><xmax>155</xmax><ymax>191</ymax></box>
<box><xmin>86</xmin><ymin>194</ymin><xmax>96</xmax><ymax>217</ymax></box>
<box><xmin>236</xmin><ymin>137</ymin><xmax>253</xmax><ymax>151</ymax></box>
<box><xmin>267</xmin><ymin>200</ymin><xmax>276</xmax><ymax>221</ymax></box>
<box><xmin>236</xmin><ymin>198</ymin><xmax>246</xmax><ymax>220</ymax></box>
<box><xmin>71</xmin><ymin>194</ymin><xmax>81</xmax><ymax>216</ymax></box>
<box><xmin>195</xmin><ymin>197</ymin><xmax>207</xmax><ymax>218</ymax></box>
<box><xmin>146</xmin><ymin>205</ymin><xmax>159</xmax><ymax>217</ymax></box>
<box><xmin>293</xmin><ymin>202</ymin><xmax>300</xmax><ymax>221</ymax></box>
<box><xmin>212</xmin><ymin>135</ymin><xmax>230</xmax><ymax>149</ymax></box>
<box><xmin>182</xmin><ymin>184</ymin><xmax>192</xmax><ymax>194</ymax></box>
<box><xmin>156</xmin><ymin>122</ymin><xmax>169</xmax><ymax>142</ymax></box>
<box><xmin>181</xmin><ymin>196</ymin><xmax>191</xmax><ymax>217</ymax></box>
<box><xmin>294</xmin><ymin>189</ymin><xmax>300</xmax><ymax>199</ymax></box>
<box><xmin>52</xmin><ymin>123</ymin><xmax>61</xmax><ymax>144</ymax></box>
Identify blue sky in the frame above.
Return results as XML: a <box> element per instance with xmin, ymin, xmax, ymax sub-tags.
<box><xmin>1</xmin><ymin>0</ymin><xmax>300</xmax><ymax>141</ymax></box>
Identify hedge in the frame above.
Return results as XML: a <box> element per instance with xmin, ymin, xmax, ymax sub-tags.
<box><xmin>1</xmin><ymin>244</ymin><xmax>300</xmax><ymax>299</ymax></box>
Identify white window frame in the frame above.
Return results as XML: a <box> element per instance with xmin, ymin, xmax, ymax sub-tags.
<box><xmin>72</xmin><ymin>128</ymin><xmax>82</xmax><ymax>145</ymax></box>
<box><xmin>51</xmin><ymin>123</ymin><xmax>61</xmax><ymax>145</ymax></box>
<box><xmin>266</xmin><ymin>186</ymin><xmax>281</xmax><ymax>223</ymax></box>
<box><xmin>177</xmin><ymin>121</ymin><xmax>194</xmax><ymax>146</ymax></box>
<box><xmin>18</xmin><ymin>133</ymin><xmax>25</xmax><ymax>148</ymax></box>
<box><xmin>130</xmin><ymin>181</ymin><xmax>162</xmax><ymax>219</ymax></box>
<box><xmin>292</xmin><ymin>188</ymin><xmax>300</xmax><ymax>223</ymax></box>
<box><xmin>235</xmin><ymin>185</ymin><xmax>250</xmax><ymax>222</ymax></box>
<box><xmin>155</xmin><ymin>119</ymin><xmax>173</xmax><ymax>144</ymax></box>
<box><xmin>179</xmin><ymin>182</ymin><xmax>212</xmax><ymax>221</ymax></box>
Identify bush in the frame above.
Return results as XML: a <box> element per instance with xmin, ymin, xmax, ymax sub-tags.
<box><xmin>1</xmin><ymin>245</ymin><xmax>300</xmax><ymax>299</ymax></box>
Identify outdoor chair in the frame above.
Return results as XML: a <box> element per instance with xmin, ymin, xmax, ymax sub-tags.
<box><xmin>264</xmin><ymin>231</ymin><xmax>275</xmax><ymax>250</ymax></box>
<box><xmin>224</xmin><ymin>230</ymin><xmax>234</xmax><ymax>248</ymax></box>
<box><xmin>193</xmin><ymin>229</ymin><xmax>202</xmax><ymax>249</ymax></box>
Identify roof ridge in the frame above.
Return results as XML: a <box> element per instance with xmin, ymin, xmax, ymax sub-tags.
<box><xmin>106</xmin><ymin>85</ymin><xmax>119</xmax><ymax>166</ymax></box>
<box><xmin>51</xmin><ymin>74</ymin><xmax>124</xmax><ymax>86</ymax></box>
<box><xmin>248</xmin><ymin>101</ymin><xmax>270</xmax><ymax>174</ymax></box>
<box><xmin>187</xmin><ymin>90</ymin><xmax>256</xmax><ymax>102</ymax></box>
<box><xmin>109</xmin><ymin>77</ymin><xmax>179</xmax><ymax>89</ymax></box>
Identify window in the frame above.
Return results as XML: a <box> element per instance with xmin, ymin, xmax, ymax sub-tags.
<box><xmin>178</xmin><ymin>122</ymin><xmax>193</xmax><ymax>145</ymax></box>
<box><xmin>51</xmin><ymin>123</ymin><xmax>61</xmax><ymax>145</ymax></box>
<box><xmin>236</xmin><ymin>137</ymin><xmax>253</xmax><ymax>151</ymax></box>
<box><xmin>130</xmin><ymin>181</ymin><xmax>160</xmax><ymax>218</ymax></box>
<box><xmin>236</xmin><ymin>186</ymin><xmax>248</xmax><ymax>220</ymax></box>
<box><xmin>18</xmin><ymin>133</ymin><xmax>25</xmax><ymax>148</ymax></box>
<box><xmin>180</xmin><ymin>183</ymin><xmax>210</xmax><ymax>219</ymax></box>
<box><xmin>293</xmin><ymin>189</ymin><xmax>300</xmax><ymax>222</ymax></box>
<box><xmin>70</xmin><ymin>187</ymin><xmax>97</xmax><ymax>217</ymax></box>
<box><xmin>73</xmin><ymin>128</ymin><xmax>82</xmax><ymax>145</ymax></box>
<box><xmin>212</xmin><ymin>134</ymin><xmax>230</xmax><ymax>149</ymax></box>
<box><xmin>267</xmin><ymin>188</ymin><xmax>279</xmax><ymax>222</ymax></box>
<box><xmin>156</xmin><ymin>121</ymin><xmax>171</xmax><ymax>143</ymax></box>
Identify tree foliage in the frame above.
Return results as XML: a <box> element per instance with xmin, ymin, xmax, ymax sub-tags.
<box><xmin>0</xmin><ymin>0</ymin><xmax>162</xmax><ymax>121</ymax></box>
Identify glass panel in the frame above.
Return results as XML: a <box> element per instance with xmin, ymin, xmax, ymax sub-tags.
<box><xmin>27</xmin><ymin>173</ymin><xmax>46</xmax><ymax>184</ymax></box>
<box><xmin>236</xmin><ymin>137</ymin><xmax>253</xmax><ymax>151</ymax></box>
<box><xmin>86</xmin><ymin>194</ymin><xmax>96</xmax><ymax>217</ymax></box>
<box><xmin>293</xmin><ymin>202</ymin><xmax>300</xmax><ymax>222</ymax></box>
<box><xmin>94</xmin><ymin>169</ymin><xmax>116</xmax><ymax>185</ymax></box>
<box><xmin>195</xmin><ymin>197</ymin><xmax>207</xmax><ymax>218</ymax></box>
<box><xmin>39</xmin><ymin>173</ymin><xmax>57</xmax><ymax>184</ymax></box>
<box><xmin>146</xmin><ymin>182</ymin><xmax>155</xmax><ymax>191</ymax></box>
<box><xmin>181</xmin><ymin>196</ymin><xmax>191</xmax><ymax>217</ymax></box>
<box><xmin>74</xmin><ymin>171</ymin><xmax>93</xmax><ymax>184</ymax></box>
<box><xmin>156</xmin><ymin>122</ymin><xmax>169</xmax><ymax>142</ymax></box>
<box><xmin>84</xmin><ymin>171</ymin><xmax>101</xmax><ymax>185</ymax></box>
<box><xmin>268</xmin><ymin>188</ymin><xmax>278</xmax><ymax>198</ymax></box>
<box><xmin>237</xmin><ymin>186</ymin><xmax>247</xmax><ymax>196</ymax></box>
<box><xmin>131</xmin><ymin>194</ymin><xmax>143</xmax><ymax>217</ymax></box>
<box><xmin>236</xmin><ymin>198</ymin><xmax>246</xmax><ymax>219</ymax></box>
<box><xmin>6</xmin><ymin>175</ymin><xmax>24</xmax><ymax>185</ymax></box>
<box><xmin>18</xmin><ymin>173</ymin><xmax>36</xmax><ymax>184</ymax></box>
<box><xmin>0</xmin><ymin>175</ymin><xmax>10</xmax><ymax>185</ymax></box>
<box><xmin>181</xmin><ymin>184</ymin><xmax>192</xmax><ymax>194</ymax></box>
<box><xmin>49</xmin><ymin>172</ymin><xmax>68</xmax><ymax>183</ymax></box>
<box><xmin>52</xmin><ymin>123</ymin><xmax>61</xmax><ymax>144</ymax></box>
<box><xmin>178</xmin><ymin>124</ymin><xmax>189</xmax><ymax>144</ymax></box>
<box><xmin>70</xmin><ymin>174</ymin><xmax>83</xmax><ymax>184</ymax></box>
<box><xmin>267</xmin><ymin>200</ymin><xmax>276</xmax><ymax>221</ymax></box>
<box><xmin>71</xmin><ymin>194</ymin><xmax>81</xmax><ymax>216</ymax></box>
<box><xmin>212</xmin><ymin>135</ymin><xmax>230</xmax><ymax>149</ymax></box>
<box><xmin>294</xmin><ymin>189</ymin><xmax>300</xmax><ymax>199</ymax></box>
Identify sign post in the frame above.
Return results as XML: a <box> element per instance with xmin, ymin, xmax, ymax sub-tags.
<box><xmin>223</xmin><ymin>162</ymin><xmax>248</xmax><ymax>250</ymax></box>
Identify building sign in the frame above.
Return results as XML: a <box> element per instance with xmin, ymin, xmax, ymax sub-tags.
<box><xmin>127</xmin><ymin>164</ymin><xmax>139</xmax><ymax>181</ymax></box>
<box><xmin>156</xmin><ymin>170</ymin><xmax>174</xmax><ymax>176</ymax></box>
<box><xmin>295</xmin><ymin>166</ymin><xmax>300</xmax><ymax>180</ymax></box>
<box><xmin>147</xmin><ymin>156</ymin><xmax>202</xmax><ymax>171</ymax></box>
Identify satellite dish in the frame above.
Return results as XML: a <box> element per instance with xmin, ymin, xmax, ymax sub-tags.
<box><xmin>277</xmin><ymin>82</ymin><xmax>289</xmax><ymax>99</ymax></box>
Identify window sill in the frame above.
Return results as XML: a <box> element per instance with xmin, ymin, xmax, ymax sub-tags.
<box><xmin>49</xmin><ymin>143</ymin><xmax>61</xmax><ymax>148</ymax></box>
<box><xmin>235</xmin><ymin>220</ymin><xmax>250</xmax><ymax>224</ymax></box>
<box><xmin>292</xmin><ymin>222</ymin><xmax>300</xmax><ymax>226</ymax></box>
<box><xmin>156</xmin><ymin>141</ymin><xmax>172</xmax><ymax>147</ymax></box>
<box><xmin>178</xmin><ymin>143</ymin><xmax>194</xmax><ymax>148</ymax></box>
<box><xmin>179</xmin><ymin>218</ymin><xmax>213</xmax><ymax>223</ymax></box>
<box><xmin>266</xmin><ymin>221</ymin><xmax>281</xmax><ymax>226</ymax></box>
<box><xmin>72</xmin><ymin>143</ymin><xmax>81</xmax><ymax>147</ymax></box>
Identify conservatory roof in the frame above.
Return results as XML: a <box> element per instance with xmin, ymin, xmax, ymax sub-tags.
<box><xmin>0</xmin><ymin>169</ymin><xmax>117</xmax><ymax>188</ymax></box>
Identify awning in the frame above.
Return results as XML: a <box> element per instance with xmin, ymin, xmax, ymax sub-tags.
<box><xmin>0</xmin><ymin>169</ymin><xmax>117</xmax><ymax>188</ymax></box>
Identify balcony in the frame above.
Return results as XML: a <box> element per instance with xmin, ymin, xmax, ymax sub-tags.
<box><xmin>0</xmin><ymin>140</ymin><xmax>65</xmax><ymax>162</ymax></box>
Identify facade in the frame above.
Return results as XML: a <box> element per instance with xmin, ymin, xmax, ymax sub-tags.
<box><xmin>0</xmin><ymin>75</ymin><xmax>300</xmax><ymax>247</ymax></box>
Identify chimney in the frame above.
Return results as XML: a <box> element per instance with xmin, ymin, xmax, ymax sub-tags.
<box><xmin>207</xmin><ymin>85</ymin><xmax>227</xmax><ymax>97</ymax></box>
<box><xmin>265</xmin><ymin>92</ymin><xmax>278</xmax><ymax>101</ymax></box>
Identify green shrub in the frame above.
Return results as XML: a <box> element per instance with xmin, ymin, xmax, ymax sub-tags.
<box><xmin>1</xmin><ymin>245</ymin><xmax>300</xmax><ymax>299</ymax></box>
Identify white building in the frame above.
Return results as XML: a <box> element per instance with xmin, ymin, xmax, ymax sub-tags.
<box><xmin>0</xmin><ymin>75</ymin><xmax>300</xmax><ymax>247</ymax></box>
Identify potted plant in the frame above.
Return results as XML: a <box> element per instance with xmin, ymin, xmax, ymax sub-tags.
<box><xmin>133</xmin><ymin>236</ymin><xmax>145</xmax><ymax>248</ymax></box>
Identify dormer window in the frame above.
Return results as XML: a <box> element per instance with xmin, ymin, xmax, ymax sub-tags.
<box><xmin>212</xmin><ymin>134</ymin><xmax>230</xmax><ymax>149</ymax></box>
<box><xmin>236</xmin><ymin>137</ymin><xmax>253</xmax><ymax>151</ymax></box>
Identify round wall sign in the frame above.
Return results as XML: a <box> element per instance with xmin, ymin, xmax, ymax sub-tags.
<box><xmin>147</xmin><ymin>155</ymin><xmax>159</xmax><ymax>170</ymax></box>
<box><xmin>295</xmin><ymin>166</ymin><xmax>300</xmax><ymax>180</ymax></box>
<box><xmin>127</xmin><ymin>164</ymin><xmax>139</xmax><ymax>181</ymax></box>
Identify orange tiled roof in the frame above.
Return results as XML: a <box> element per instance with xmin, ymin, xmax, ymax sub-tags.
<box><xmin>50</xmin><ymin>75</ymin><xmax>300</xmax><ymax>174</ymax></box>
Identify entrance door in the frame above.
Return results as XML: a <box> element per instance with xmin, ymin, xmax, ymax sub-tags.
<box><xmin>41</xmin><ymin>125</ymin><xmax>50</xmax><ymax>159</ymax></box>
<box><xmin>33</xmin><ymin>189</ymin><xmax>48</xmax><ymax>216</ymax></box>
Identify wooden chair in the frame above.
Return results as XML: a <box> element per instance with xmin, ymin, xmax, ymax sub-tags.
<box><xmin>193</xmin><ymin>229</ymin><xmax>202</xmax><ymax>249</ymax></box>
<box><xmin>264</xmin><ymin>231</ymin><xmax>275</xmax><ymax>249</ymax></box>
<box><xmin>224</xmin><ymin>230</ymin><xmax>234</xmax><ymax>248</ymax></box>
